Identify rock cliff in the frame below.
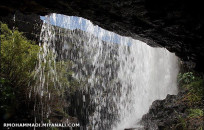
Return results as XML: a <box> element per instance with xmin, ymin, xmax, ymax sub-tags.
<box><xmin>0</xmin><ymin>0</ymin><xmax>203</xmax><ymax>71</ymax></box>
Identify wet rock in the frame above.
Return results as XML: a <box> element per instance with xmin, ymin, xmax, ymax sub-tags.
<box><xmin>141</xmin><ymin>89</ymin><xmax>203</xmax><ymax>130</ymax></box>
<box><xmin>0</xmin><ymin>0</ymin><xmax>204</xmax><ymax>72</ymax></box>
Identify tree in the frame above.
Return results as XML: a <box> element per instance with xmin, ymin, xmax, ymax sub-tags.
<box><xmin>0</xmin><ymin>22</ymin><xmax>39</xmax><ymax>87</ymax></box>
<box><xmin>0</xmin><ymin>22</ymin><xmax>39</xmax><ymax>122</ymax></box>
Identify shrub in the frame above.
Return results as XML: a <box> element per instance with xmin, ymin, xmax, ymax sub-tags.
<box><xmin>178</xmin><ymin>72</ymin><xmax>195</xmax><ymax>85</ymax></box>
<box><xmin>0</xmin><ymin>22</ymin><xmax>39</xmax><ymax>121</ymax></box>
<box><xmin>0</xmin><ymin>22</ymin><xmax>39</xmax><ymax>87</ymax></box>
<box><xmin>178</xmin><ymin>72</ymin><xmax>203</xmax><ymax>104</ymax></box>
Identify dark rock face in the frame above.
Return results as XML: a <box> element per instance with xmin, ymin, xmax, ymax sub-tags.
<box><xmin>0</xmin><ymin>11</ymin><xmax>42</xmax><ymax>43</ymax></box>
<box><xmin>141</xmin><ymin>90</ymin><xmax>204</xmax><ymax>130</ymax></box>
<box><xmin>0</xmin><ymin>0</ymin><xmax>204</xmax><ymax>71</ymax></box>
<box><xmin>141</xmin><ymin>91</ymin><xmax>187</xmax><ymax>129</ymax></box>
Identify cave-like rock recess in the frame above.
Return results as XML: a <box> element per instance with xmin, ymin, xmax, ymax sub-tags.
<box><xmin>0</xmin><ymin>0</ymin><xmax>203</xmax><ymax>71</ymax></box>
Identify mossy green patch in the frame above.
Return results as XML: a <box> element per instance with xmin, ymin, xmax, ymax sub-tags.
<box><xmin>187</xmin><ymin>109</ymin><xmax>203</xmax><ymax>118</ymax></box>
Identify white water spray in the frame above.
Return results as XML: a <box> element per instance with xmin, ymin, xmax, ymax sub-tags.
<box><xmin>37</xmin><ymin>14</ymin><xmax>179</xmax><ymax>130</ymax></box>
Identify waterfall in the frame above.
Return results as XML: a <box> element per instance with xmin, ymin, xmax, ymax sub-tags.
<box><xmin>36</xmin><ymin>13</ymin><xmax>179</xmax><ymax>130</ymax></box>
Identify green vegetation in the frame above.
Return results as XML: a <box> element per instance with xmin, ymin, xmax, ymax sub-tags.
<box><xmin>176</xmin><ymin>71</ymin><xmax>204</xmax><ymax>129</ymax></box>
<box><xmin>176</xmin><ymin>108</ymin><xmax>203</xmax><ymax>129</ymax></box>
<box><xmin>178</xmin><ymin>72</ymin><xmax>203</xmax><ymax>104</ymax></box>
<box><xmin>36</xmin><ymin>59</ymin><xmax>81</xmax><ymax>122</ymax></box>
<box><xmin>0</xmin><ymin>22</ymin><xmax>40</xmax><ymax>121</ymax></box>
<box><xmin>178</xmin><ymin>72</ymin><xmax>196</xmax><ymax>85</ymax></box>
<box><xmin>0</xmin><ymin>22</ymin><xmax>39</xmax><ymax>87</ymax></box>
<box><xmin>176</xmin><ymin>115</ymin><xmax>187</xmax><ymax>129</ymax></box>
<box><xmin>188</xmin><ymin>109</ymin><xmax>203</xmax><ymax>118</ymax></box>
<box><xmin>0</xmin><ymin>23</ymin><xmax>81</xmax><ymax>124</ymax></box>
<box><xmin>0</xmin><ymin>78</ymin><xmax>15</xmax><ymax>120</ymax></box>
